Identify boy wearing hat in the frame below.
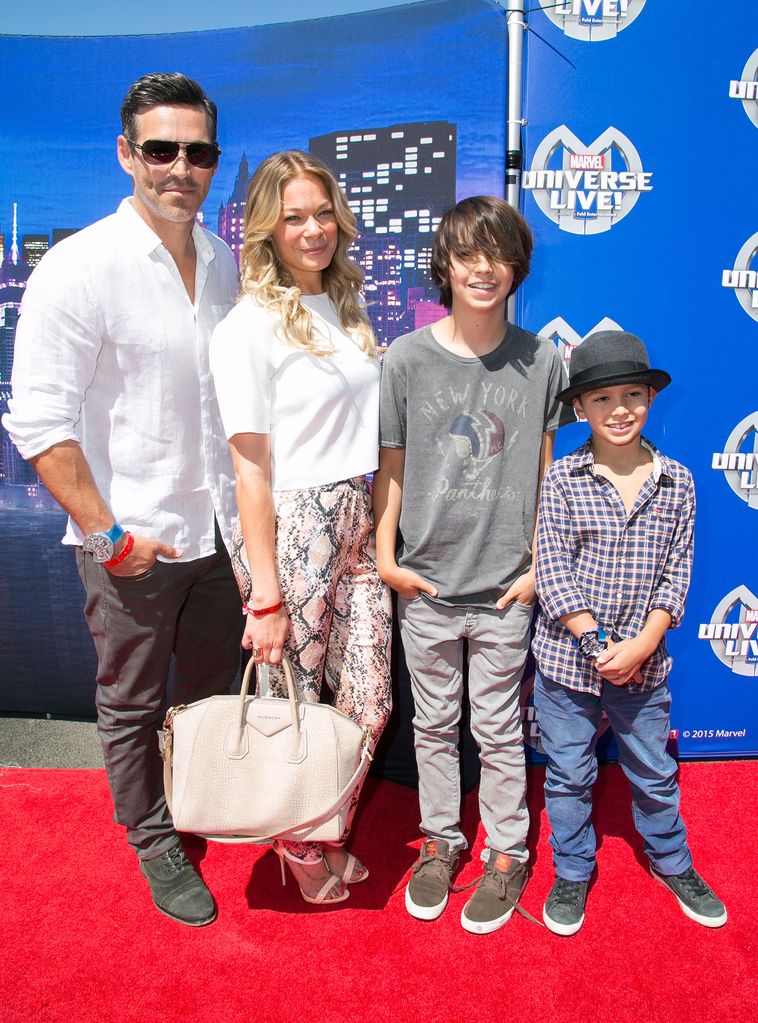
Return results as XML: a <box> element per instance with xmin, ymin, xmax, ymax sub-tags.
<box><xmin>533</xmin><ymin>330</ymin><xmax>727</xmax><ymax>935</ymax></box>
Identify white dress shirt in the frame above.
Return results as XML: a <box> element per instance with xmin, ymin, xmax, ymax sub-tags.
<box><xmin>210</xmin><ymin>293</ymin><xmax>381</xmax><ymax>492</ymax></box>
<box><xmin>3</xmin><ymin>198</ymin><xmax>239</xmax><ymax>561</ymax></box>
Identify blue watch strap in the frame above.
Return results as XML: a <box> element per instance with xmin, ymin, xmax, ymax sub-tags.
<box><xmin>104</xmin><ymin>522</ymin><xmax>125</xmax><ymax>544</ymax></box>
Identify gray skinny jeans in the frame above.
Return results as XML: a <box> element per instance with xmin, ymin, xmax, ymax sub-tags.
<box><xmin>398</xmin><ymin>595</ymin><xmax>532</xmax><ymax>862</ymax></box>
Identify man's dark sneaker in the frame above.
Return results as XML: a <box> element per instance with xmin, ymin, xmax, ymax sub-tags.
<box><xmin>651</xmin><ymin>866</ymin><xmax>727</xmax><ymax>928</ymax></box>
<box><xmin>543</xmin><ymin>876</ymin><xmax>588</xmax><ymax>936</ymax></box>
<box><xmin>405</xmin><ymin>838</ymin><xmax>460</xmax><ymax>920</ymax></box>
<box><xmin>460</xmin><ymin>850</ymin><xmax>534</xmax><ymax>934</ymax></box>
<box><xmin>139</xmin><ymin>842</ymin><xmax>217</xmax><ymax>926</ymax></box>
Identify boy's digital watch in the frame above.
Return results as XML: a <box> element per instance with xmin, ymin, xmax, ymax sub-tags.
<box><xmin>578</xmin><ymin>627</ymin><xmax>608</xmax><ymax>660</ymax></box>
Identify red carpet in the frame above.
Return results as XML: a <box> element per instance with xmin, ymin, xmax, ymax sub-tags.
<box><xmin>0</xmin><ymin>763</ymin><xmax>754</xmax><ymax>1023</ymax></box>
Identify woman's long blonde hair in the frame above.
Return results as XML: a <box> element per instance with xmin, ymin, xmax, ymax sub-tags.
<box><xmin>239</xmin><ymin>150</ymin><xmax>377</xmax><ymax>357</ymax></box>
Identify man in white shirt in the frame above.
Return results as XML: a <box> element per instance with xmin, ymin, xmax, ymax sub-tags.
<box><xmin>3</xmin><ymin>73</ymin><xmax>242</xmax><ymax>926</ymax></box>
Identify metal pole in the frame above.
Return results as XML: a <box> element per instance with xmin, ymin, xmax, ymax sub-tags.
<box><xmin>505</xmin><ymin>0</ymin><xmax>526</xmax><ymax>210</ymax></box>
<box><xmin>504</xmin><ymin>1</ymin><xmax>526</xmax><ymax>322</ymax></box>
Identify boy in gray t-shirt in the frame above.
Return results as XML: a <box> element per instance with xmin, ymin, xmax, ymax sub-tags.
<box><xmin>374</xmin><ymin>196</ymin><xmax>568</xmax><ymax>934</ymax></box>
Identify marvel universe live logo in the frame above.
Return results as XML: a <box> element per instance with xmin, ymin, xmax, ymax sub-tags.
<box><xmin>722</xmin><ymin>230</ymin><xmax>758</xmax><ymax>321</ymax></box>
<box><xmin>551</xmin><ymin>0</ymin><xmax>630</xmax><ymax>21</ymax></box>
<box><xmin>731</xmin><ymin>80</ymin><xmax>758</xmax><ymax>101</ymax></box>
<box><xmin>729</xmin><ymin>47</ymin><xmax>758</xmax><ymax>129</ymax></box>
<box><xmin>539</xmin><ymin>0</ymin><xmax>645</xmax><ymax>41</ymax></box>
<box><xmin>522</xmin><ymin>128</ymin><xmax>652</xmax><ymax>235</ymax></box>
<box><xmin>698</xmin><ymin>586</ymin><xmax>758</xmax><ymax>677</ymax></box>
<box><xmin>712</xmin><ymin>412</ymin><xmax>758</xmax><ymax>509</ymax></box>
<box><xmin>698</xmin><ymin>616</ymin><xmax>758</xmax><ymax>661</ymax></box>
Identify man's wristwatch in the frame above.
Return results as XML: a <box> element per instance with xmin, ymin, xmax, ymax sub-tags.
<box><xmin>82</xmin><ymin>522</ymin><xmax>125</xmax><ymax>563</ymax></box>
<box><xmin>578</xmin><ymin>627</ymin><xmax>608</xmax><ymax>660</ymax></box>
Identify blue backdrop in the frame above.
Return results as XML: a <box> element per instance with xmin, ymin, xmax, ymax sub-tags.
<box><xmin>519</xmin><ymin>1</ymin><xmax>758</xmax><ymax>758</ymax></box>
<box><xmin>1</xmin><ymin>0</ymin><xmax>755</xmax><ymax>764</ymax></box>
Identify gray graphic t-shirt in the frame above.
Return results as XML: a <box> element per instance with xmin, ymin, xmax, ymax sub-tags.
<box><xmin>380</xmin><ymin>323</ymin><xmax>568</xmax><ymax>607</ymax></box>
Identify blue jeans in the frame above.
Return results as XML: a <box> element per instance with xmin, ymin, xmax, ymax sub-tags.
<box><xmin>534</xmin><ymin>673</ymin><xmax>692</xmax><ymax>881</ymax></box>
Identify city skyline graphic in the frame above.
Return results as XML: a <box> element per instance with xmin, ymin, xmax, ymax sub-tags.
<box><xmin>0</xmin><ymin>0</ymin><xmax>507</xmax><ymax>716</ymax></box>
<box><xmin>1</xmin><ymin>114</ymin><xmax>457</xmax><ymax>500</ymax></box>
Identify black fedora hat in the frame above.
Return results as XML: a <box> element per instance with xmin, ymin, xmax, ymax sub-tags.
<box><xmin>557</xmin><ymin>330</ymin><xmax>671</xmax><ymax>405</ymax></box>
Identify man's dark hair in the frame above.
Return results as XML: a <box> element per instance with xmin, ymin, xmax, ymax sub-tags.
<box><xmin>431</xmin><ymin>196</ymin><xmax>533</xmax><ymax>309</ymax></box>
<box><xmin>120</xmin><ymin>72</ymin><xmax>218</xmax><ymax>142</ymax></box>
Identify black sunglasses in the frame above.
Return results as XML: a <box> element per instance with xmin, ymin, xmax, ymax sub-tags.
<box><xmin>126</xmin><ymin>138</ymin><xmax>221</xmax><ymax>169</ymax></box>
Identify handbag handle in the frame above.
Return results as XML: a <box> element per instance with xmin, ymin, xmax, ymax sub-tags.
<box><xmin>233</xmin><ymin>654</ymin><xmax>372</xmax><ymax>838</ymax></box>
<box><xmin>238</xmin><ymin>653</ymin><xmax>301</xmax><ymax>759</ymax></box>
<box><xmin>163</xmin><ymin>652</ymin><xmax>373</xmax><ymax>843</ymax></box>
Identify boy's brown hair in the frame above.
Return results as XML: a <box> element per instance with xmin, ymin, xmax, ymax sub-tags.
<box><xmin>431</xmin><ymin>195</ymin><xmax>533</xmax><ymax>309</ymax></box>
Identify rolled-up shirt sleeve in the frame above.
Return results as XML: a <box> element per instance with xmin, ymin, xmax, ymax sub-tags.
<box><xmin>648</xmin><ymin>471</ymin><xmax>695</xmax><ymax>629</ymax></box>
<box><xmin>3</xmin><ymin>251</ymin><xmax>103</xmax><ymax>460</ymax></box>
<box><xmin>536</xmin><ymin>470</ymin><xmax>591</xmax><ymax>621</ymax></box>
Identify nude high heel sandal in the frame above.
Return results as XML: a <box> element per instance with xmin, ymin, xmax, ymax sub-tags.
<box><xmin>272</xmin><ymin>842</ymin><xmax>349</xmax><ymax>905</ymax></box>
<box><xmin>323</xmin><ymin>842</ymin><xmax>369</xmax><ymax>884</ymax></box>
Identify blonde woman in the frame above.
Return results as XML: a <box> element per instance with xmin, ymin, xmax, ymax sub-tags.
<box><xmin>210</xmin><ymin>151</ymin><xmax>392</xmax><ymax>906</ymax></box>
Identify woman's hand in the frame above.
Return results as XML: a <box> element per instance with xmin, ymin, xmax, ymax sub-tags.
<box><xmin>243</xmin><ymin>606</ymin><xmax>290</xmax><ymax>665</ymax></box>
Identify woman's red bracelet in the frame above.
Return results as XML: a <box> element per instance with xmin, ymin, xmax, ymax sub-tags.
<box><xmin>242</xmin><ymin>600</ymin><xmax>284</xmax><ymax>618</ymax></box>
<box><xmin>103</xmin><ymin>532</ymin><xmax>135</xmax><ymax>569</ymax></box>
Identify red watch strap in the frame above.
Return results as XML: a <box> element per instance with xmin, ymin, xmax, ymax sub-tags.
<box><xmin>103</xmin><ymin>532</ymin><xmax>135</xmax><ymax>569</ymax></box>
<box><xmin>242</xmin><ymin>600</ymin><xmax>283</xmax><ymax>618</ymax></box>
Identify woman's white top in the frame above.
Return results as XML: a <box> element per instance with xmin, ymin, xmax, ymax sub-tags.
<box><xmin>210</xmin><ymin>293</ymin><xmax>380</xmax><ymax>492</ymax></box>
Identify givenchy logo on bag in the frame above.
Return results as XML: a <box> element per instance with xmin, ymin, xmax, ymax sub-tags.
<box><xmin>250</xmin><ymin>707</ymin><xmax>292</xmax><ymax>737</ymax></box>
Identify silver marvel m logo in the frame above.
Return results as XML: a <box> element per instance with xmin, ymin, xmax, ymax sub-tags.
<box><xmin>537</xmin><ymin>0</ymin><xmax>646</xmax><ymax>42</ymax></box>
<box><xmin>712</xmin><ymin>412</ymin><xmax>758</xmax><ymax>510</ymax></box>
<box><xmin>539</xmin><ymin>316</ymin><xmax>623</xmax><ymax>367</ymax></box>
<box><xmin>722</xmin><ymin>231</ymin><xmax>758</xmax><ymax>323</ymax></box>
<box><xmin>522</xmin><ymin>126</ymin><xmax>652</xmax><ymax>235</ymax></box>
<box><xmin>698</xmin><ymin>585</ymin><xmax>758</xmax><ymax>678</ymax></box>
<box><xmin>729</xmin><ymin>47</ymin><xmax>758</xmax><ymax>129</ymax></box>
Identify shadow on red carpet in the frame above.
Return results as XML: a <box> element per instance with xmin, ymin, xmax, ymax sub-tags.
<box><xmin>0</xmin><ymin>762</ymin><xmax>754</xmax><ymax>1023</ymax></box>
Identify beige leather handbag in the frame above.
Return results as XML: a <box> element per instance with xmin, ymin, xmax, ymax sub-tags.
<box><xmin>163</xmin><ymin>655</ymin><xmax>371</xmax><ymax>843</ymax></box>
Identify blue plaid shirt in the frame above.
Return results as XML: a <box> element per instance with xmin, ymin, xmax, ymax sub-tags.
<box><xmin>533</xmin><ymin>438</ymin><xmax>694</xmax><ymax>695</ymax></box>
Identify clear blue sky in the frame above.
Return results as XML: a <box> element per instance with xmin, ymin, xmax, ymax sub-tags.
<box><xmin>2</xmin><ymin>1</ymin><xmax>410</xmax><ymax>36</ymax></box>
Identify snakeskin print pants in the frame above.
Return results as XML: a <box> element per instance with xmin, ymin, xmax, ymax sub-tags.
<box><xmin>231</xmin><ymin>476</ymin><xmax>392</xmax><ymax>862</ymax></box>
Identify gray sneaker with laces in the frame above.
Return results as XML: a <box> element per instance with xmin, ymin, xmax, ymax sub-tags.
<box><xmin>405</xmin><ymin>838</ymin><xmax>460</xmax><ymax>920</ymax></box>
<box><xmin>460</xmin><ymin>849</ymin><xmax>531</xmax><ymax>934</ymax></box>
<box><xmin>651</xmin><ymin>866</ymin><xmax>727</xmax><ymax>927</ymax></box>
<box><xmin>543</xmin><ymin>876</ymin><xmax>588</xmax><ymax>936</ymax></box>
